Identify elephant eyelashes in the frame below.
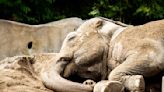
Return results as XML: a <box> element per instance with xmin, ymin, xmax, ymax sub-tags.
<box><xmin>68</xmin><ymin>32</ymin><xmax>76</xmax><ymax>41</ymax></box>
<box><xmin>68</xmin><ymin>36</ymin><xmax>76</xmax><ymax>41</ymax></box>
<box><xmin>66</xmin><ymin>32</ymin><xmax>77</xmax><ymax>41</ymax></box>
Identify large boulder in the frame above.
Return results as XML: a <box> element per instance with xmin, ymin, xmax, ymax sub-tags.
<box><xmin>0</xmin><ymin>18</ymin><xmax>83</xmax><ymax>60</ymax></box>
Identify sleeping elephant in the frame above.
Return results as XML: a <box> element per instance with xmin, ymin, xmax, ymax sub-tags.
<box><xmin>59</xmin><ymin>17</ymin><xmax>164</xmax><ymax>92</ymax></box>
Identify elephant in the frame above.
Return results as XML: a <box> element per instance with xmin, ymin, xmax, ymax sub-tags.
<box><xmin>0</xmin><ymin>53</ymin><xmax>93</xmax><ymax>92</ymax></box>
<box><xmin>59</xmin><ymin>17</ymin><xmax>164</xmax><ymax>92</ymax></box>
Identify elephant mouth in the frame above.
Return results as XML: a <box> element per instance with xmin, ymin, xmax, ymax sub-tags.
<box><xmin>66</xmin><ymin>73</ymin><xmax>90</xmax><ymax>83</ymax></box>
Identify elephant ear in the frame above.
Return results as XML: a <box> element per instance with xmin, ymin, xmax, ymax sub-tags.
<box><xmin>77</xmin><ymin>18</ymin><xmax>103</xmax><ymax>33</ymax></box>
<box><xmin>98</xmin><ymin>20</ymin><xmax>121</xmax><ymax>40</ymax></box>
<box><xmin>85</xmin><ymin>18</ymin><xmax>103</xmax><ymax>28</ymax></box>
<box><xmin>92</xmin><ymin>18</ymin><xmax>103</xmax><ymax>28</ymax></box>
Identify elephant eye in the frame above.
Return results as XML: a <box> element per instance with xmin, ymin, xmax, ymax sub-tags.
<box><xmin>67</xmin><ymin>32</ymin><xmax>77</xmax><ymax>41</ymax></box>
<box><xmin>68</xmin><ymin>35</ymin><xmax>76</xmax><ymax>41</ymax></box>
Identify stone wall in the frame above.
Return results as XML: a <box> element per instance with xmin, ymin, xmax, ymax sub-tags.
<box><xmin>0</xmin><ymin>18</ymin><xmax>83</xmax><ymax>60</ymax></box>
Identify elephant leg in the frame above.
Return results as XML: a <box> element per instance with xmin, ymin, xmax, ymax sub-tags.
<box><xmin>94</xmin><ymin>80</ymin><xmax>124</xmax><ymax>92</ymax></box>
<box><xmin>94</xmin><ymin>76</ymin><xmax>144</xmax><ymax>92</ymax></box>
<box><xmin>108</xmin><ymin>57</ymin><xmax>162</xmax><ymax>92</ymax></box>
<box><xmin>123</xmin><ymin>75</ymin><xmax>145</xmax><ymax>92</ymax></box>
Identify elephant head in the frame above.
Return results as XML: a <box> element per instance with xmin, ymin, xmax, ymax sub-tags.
<box><xmin>36</xmin><ymin>53</ymin><xmax>94</xmax><ymax>92</ymax></box>
<box><xmin>59</xmin><ymin>17</ymin><xmax>126</xmax><ymax>81</ymax></box>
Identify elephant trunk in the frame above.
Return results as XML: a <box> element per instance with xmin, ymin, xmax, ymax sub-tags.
<box><xmin>41</xmin><ymin>59</ymin><xmax>93</xmax><ymax>92</ymax></box>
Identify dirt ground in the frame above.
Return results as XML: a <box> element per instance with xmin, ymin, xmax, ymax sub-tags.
<box><xmin>0</xmin><ymin>56</ymin><xmax>53</xmax><ymax>92</ymax></box>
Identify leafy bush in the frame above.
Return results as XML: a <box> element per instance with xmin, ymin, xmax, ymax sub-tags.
<box><xmin>0</xmin><ymin>0</ymin><xmax>163</xmax><ymax>25</ymax></box>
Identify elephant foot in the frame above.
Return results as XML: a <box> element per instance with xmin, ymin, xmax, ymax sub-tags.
<box><xmin>124</xmin><ymin>75</ymin><xmax>145</xmax><ymax>92</ymax></box>
<box><xmin>94</xmin><ymin>80</ymin><xmax>124</xmax><ymax>92</ymax></box>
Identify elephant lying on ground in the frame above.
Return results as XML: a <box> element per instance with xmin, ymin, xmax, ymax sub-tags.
<box><xmin>0</xmin><ymin>53</ymin><xmax>93</xmax><ymax>92</ymax></box>
<box><xmin>59</xmin><ymin>17</ymin><xmax>164</xmax><ymax>92</ymax></box>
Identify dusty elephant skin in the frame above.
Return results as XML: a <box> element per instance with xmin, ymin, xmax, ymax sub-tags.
<box><xmin>59</xmin><ymin>17</ymin><xmax>164</xmax><ymax>92</ymax></box>
<box><xmin>0</xmin><ymin>53</ymin><xmax>93</xmax><ymax>92</ymax></box>
<box><xmin>0</xmin><ymin>18</ymin><xmax>83</xmax><ymax>60</ymax></box>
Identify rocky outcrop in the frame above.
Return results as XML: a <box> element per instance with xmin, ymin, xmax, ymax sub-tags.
<box><xmin>0</xmin><ymin>18</ymin><xmax>83</xmax><ymax>60</ymax></box>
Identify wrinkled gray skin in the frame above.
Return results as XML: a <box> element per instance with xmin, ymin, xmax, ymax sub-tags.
<box><xmin>60</xmin><ymin>19</ymin><xmax>109</xmax><ymax>81</ymax></box>
<box><xmin>39</xmin><ymin>53</ymin><xmax>93</xmax><ymax>92</ymax></box>
<box><xmin>59</xmin><ymin>18</ymin><xmax>164</xmax><ymax>91</ymax></box>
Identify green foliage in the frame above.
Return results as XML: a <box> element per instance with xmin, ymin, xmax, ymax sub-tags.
<box><xmin>89</xmin><ymin>0</ymin><xmax>164</xmax><ymax>24</ymax></box>
<box><xmin>0</xmin><ymin>0</ymin><xmax>164</xmax><ymax>25</ymax></box>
